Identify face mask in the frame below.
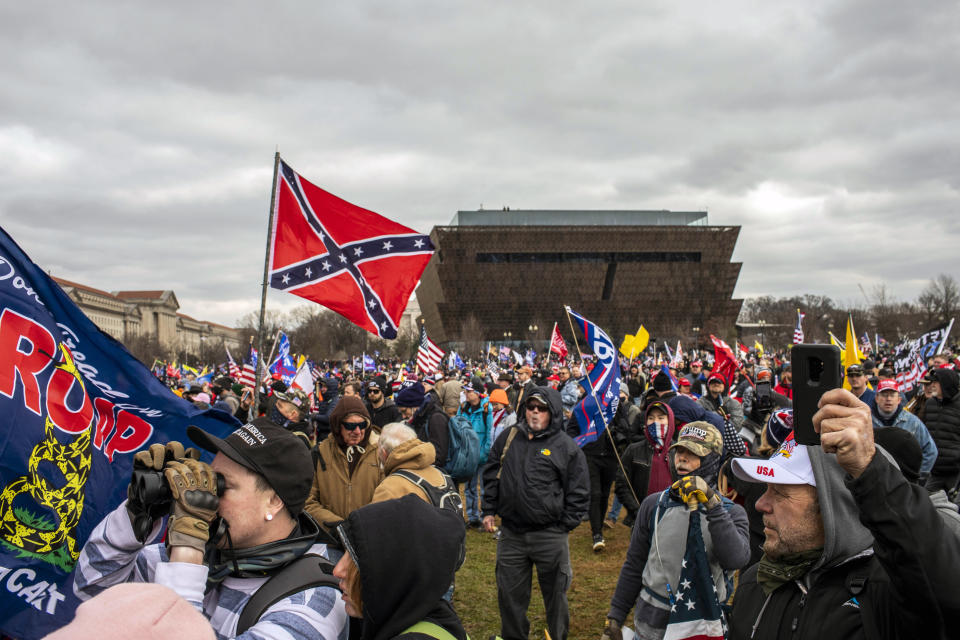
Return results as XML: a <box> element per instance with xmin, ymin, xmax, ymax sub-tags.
<box><xmin>646</xmin><ymin>419</ymin><xmax>669</xmax><ymax>449</ymax></box>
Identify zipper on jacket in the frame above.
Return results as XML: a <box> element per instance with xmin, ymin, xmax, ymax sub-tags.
<box><xmin>790</xmin><ymin>580</ymin><xmax>808</xmax><ymax>637</ymax></box>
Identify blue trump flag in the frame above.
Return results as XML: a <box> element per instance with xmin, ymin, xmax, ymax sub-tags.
<box><xmin>269</xmin><ymin>332</ymin><xmax>297</xmax><ymax>384</ymax></box>
<box><xmin>0</xmin><ymin>226</ymin><xmax>240</xmax><ymax>639</ymax></box>
<box><xmin>566</xmin><ymin>306</ymin><xmax>621</xmax><ymax>447</ymax></box>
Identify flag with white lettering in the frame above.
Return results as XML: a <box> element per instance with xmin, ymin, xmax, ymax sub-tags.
<box><xmin>0</xmin><ymin>226</ymin><xmax>239</xmax><ymax>639</ymax></box>
<box><xmin>566</xmin><ymin>307</ymin><xmax>621</xmax><ymax>447</ymax></box>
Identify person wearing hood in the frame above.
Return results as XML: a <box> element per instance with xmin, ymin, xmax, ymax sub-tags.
<box><xmin>481</xmin><ymin>386</ymin><xmax>589</xmax><ymax>640</ymax></box>
<box><xmin>920</xmin><ymin>367</ymin><xmax>960</xmax><ymax>493</ymax></box>
<box><xmin>395</xmin><ymin>382</ymin><xmax>450</xmax><ymax>472</ymax></box>
<box><xmin>613</xmin><ymin>400</ymin><xmax>677</xmax><ymax>530</ymax></box>
<box><xmin>870</xmin><ymin>379</ymin><xmax>937</xmax><ymax>478</ymax></box>
<box><xmin>601</xmin><ymin>421</ymin><xmax>750</xmax><ymax>640</ymax></box>
<box><xmin>332</xmin><ymin>495</ymin><xmax>467</xmax><ymax>640</ymax></box>
<box><xmin>304</xmin><ymin>395</ymin><xmax>383</xmax><ymax>557</ymax></box>
<box><xmin>652</xmin><ymin>372</ymin><xmax>746</xmax><ymax>457</ymax></box>
<box><xmin>727</xmin><ymin>388</ymin><xmax>960</xmax><ymax>639</ymax></box>
<box><xmin>74</xmin><ymin>419</ymin><xmax>347</xmax><ymax>639</ymax></box>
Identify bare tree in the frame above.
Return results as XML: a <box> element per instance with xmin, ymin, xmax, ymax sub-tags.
<box><xmin>918</xmin><ymin>274</ymin><xmax>960</xmax><ymax>325</ymax></box>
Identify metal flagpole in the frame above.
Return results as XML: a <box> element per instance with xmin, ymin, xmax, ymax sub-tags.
<box><xmin>254</xmin><ymin>151</ymin><xmax>281</xmax><ymax>414</ymax></box>
<box><xmin>937</xmin><ymin>318</ymin><xmax>955</xmax><ymax>355</ymax></box>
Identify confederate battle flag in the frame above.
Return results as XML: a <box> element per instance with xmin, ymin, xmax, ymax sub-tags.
<box><xmin>269</xmin><ymin>159</ymin><xmax>435</xmax><ymax>338</ymax></box>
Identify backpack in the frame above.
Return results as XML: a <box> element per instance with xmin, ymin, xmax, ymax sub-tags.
<box><xmin>236</xmin><ymin>553</ymin><xmax>339</xmax><ymax>634</ymax></box>
<box><xmin>394</xmin><ymin>468</ymin><xmax>466</xmax><ymax>570</ymax></box>
<box><xmin>444</xmin><ymin>414</ymin><xmax>483</xmax><ymax>481</ymax></box>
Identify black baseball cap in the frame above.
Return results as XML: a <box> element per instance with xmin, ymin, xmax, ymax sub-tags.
<box><xmin>188</xmin><ymin>418</ymin><xmax>313</xmax><ymax>516</ymax></box>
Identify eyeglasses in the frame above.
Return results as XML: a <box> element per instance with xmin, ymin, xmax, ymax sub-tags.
<box><xmin>526</xmin><ymin>403</ymin><xmax>549</xmax><ymax>413</ymax></box>
<box><xmin>342</xmin><ymin>421</ymin><xmax>368</xmax><ymax>431</ymax></box>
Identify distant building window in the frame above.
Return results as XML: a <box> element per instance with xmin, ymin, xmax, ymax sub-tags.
<box><xmin>475</xmin><ymin>251</ymin><xmax>701</xmax><ymax>263</ymax></box>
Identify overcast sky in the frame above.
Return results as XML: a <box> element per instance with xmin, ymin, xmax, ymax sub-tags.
<box><xmin>2</xmin><ymin>1</ymin><xmax>957</xmax><ymax>327</ymax></box>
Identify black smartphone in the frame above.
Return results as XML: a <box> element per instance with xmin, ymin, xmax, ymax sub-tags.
<box><xmin>791</xmin><ymin>344</ymin><xmax>842</xmax><ymax>446</ymax></box>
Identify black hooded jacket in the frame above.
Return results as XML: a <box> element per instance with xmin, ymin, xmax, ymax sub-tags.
<box><xmin>923</xmin><ymin>368</ymin><xmax>960</xmax><ymax>475</ymax></box>
<box><xmin>481</xmin><ymin>386</ymin><xmax>590</xmax><ymax>533</ymax></box>
<box><xmin>729</xmin><ymin>448</ymin><xmax>960</xmax><ymax>639</ymax></box>
<box><xmin>347</xmin><ymin>495</ymin><xmax>467</xmax><ymax>640</ymax></box>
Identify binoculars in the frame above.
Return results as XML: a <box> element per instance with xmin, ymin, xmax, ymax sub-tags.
<box><xmin>130</xmin><ymin>467</ymin><xmax>226</xmax><ymax>506</ymax></box>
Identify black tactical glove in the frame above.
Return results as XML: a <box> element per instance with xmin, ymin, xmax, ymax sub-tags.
<box><xmin>126</xmin><ymin>441</ymin><xmax>199</xmax><ymax>542</ymax></box>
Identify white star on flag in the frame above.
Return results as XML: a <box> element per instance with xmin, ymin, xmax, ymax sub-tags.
<box><xmin>681</xmin><ymin>579</ymin><xmax>691</xmax><ymax>590</ymax></box>
<box><xmin>354</xmin><ymin>247</ymin><xmax>363</xmax><ymax>256</ymax></box>
<box><xmin>368</xmin><ymin>300</ymin><xmax>376</xmax><ymax>309</ymax></box>
<box><xmin>383</xmin><ymin>241</ymin><xmax>393</xmax><ymax>250</ymax></box>
<box><xmin>304</xmin><ymin>267</ymin><xmax>312</xmax><ymax>277</ymax></box>
<box><xmin>322</xmin><ymin>261</ymin><xmax>331</xmax><ymax>271</ymax></box>
<box><xmin>339</xmin><ymin>254</ymin><xmax>347</xmax><ymax>263</ymax></box>
<box><xmin>686</xmin><ymin>600</ymin><xmax>697</xmax><ymax>610</ymax></box>
<box><xmin>414</xmin><ymin>239</ymin><xmax>424</xmax><ymax>248</ymax></box>
<box><xmin>282</xmin><ymin>273</ymin><xmax>290</xmax><ymax>284</ymax></box>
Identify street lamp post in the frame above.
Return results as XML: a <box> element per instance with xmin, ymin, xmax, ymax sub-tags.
<box><xmin>758</xmin><ymin>320</ymin><xmax>766</xmax><ymax>350</ymax></box>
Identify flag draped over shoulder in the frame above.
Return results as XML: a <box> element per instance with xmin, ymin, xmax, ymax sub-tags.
<box><xmin>662</xmin><ymin>509</ymin><xmax>725</xmax><ymax>640</ymax></box>
<box><xmin>268</xmin><ymin>159</ymin><xmax>435</xmax><ymax>339</ymax></box>
<box><xmin>0</xmin><ymin>226</ymin><xmax>239</xmax><ymax>640</ymax></box>
<box><xmin>566</xmin><ymin>307</ymin><xmax>621</xmax><ymax>447</ymax></box>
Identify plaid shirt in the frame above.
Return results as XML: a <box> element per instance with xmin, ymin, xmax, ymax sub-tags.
<box><xmin>74</xmin><ymin>502</ymin><xmax>347</xmax><ymax>640</ymax></box>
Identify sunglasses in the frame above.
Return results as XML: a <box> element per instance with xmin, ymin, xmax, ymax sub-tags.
<box><xmin>367</xmin><ymin>389</ymin><xmax>381</xmax><ymax>394</ymax></box>
<box><xmin>526</xmin><ymin>403</ymin><xmax>549</xmax><ymax>413</ymax></box>
<box><xmin>342</xmin><ymin>421</ymin><xmax>368</xmax><ymax>431</ymax></box>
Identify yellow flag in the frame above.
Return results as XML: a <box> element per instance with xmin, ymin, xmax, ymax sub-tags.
<box><xmin>620</xmin><ymin>326</ymin><xmax>650</xmax><ymax>359</ymax></box>
<box><xmin>842</xmin><ymin>315</ymin><xmax>864</xmax><ymax>390</ymax></box>
<box><xmin>297</xmin><ymin>354</ymin><xmax>306</xmax><ymax>369</ymax></box>
<box><xmin>754</xmin><ymin>341</ymin><xmax>764</xmax><ymax>358</ymax></box>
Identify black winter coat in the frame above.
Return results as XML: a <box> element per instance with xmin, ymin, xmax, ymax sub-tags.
<box><xmin>729</xmin><ymin>453</ymin><xmax>960</xmax><ymax>640</ymax></box>
<box><xmin>482</xmin><ymin>386</ymin><xmax>589</xmax><ymax>533</ymax></box>
<box><xmin>409</xmin><ymin>399</ymin><xmax>450</xmax><ymax>471</ymax></box>
<box><xmin>924</xmin><ymin>372</ymin><xmax>960</xmax><ymax>475</ymax></box>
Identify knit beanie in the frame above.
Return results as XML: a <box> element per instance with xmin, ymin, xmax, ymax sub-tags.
<box><xmin>652</xmin><ymin>372</ymin><xmax>674</xmax><ymax>393</ymax></box>
<box><xmin>395</xmin><ymin>382</ymin><xmax>426</xmax><ymax>408</ymax></box>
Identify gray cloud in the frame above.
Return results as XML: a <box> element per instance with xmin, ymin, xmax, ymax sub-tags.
<box><xmin>0</xmin><ymin>0</ymin><xmax>957</xmax><ymax>328</ymax></box>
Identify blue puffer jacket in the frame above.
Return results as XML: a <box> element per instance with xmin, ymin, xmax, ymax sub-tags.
<box><xmin>458</xmin><ymin>398</ymin><xmax>492</xmax><ymax>461</ymax></box>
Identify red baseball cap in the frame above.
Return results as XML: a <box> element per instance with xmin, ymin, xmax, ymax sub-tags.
<box><xmin>678</xmin><ymin>378</ymin><xmax>692</xmax><ymax>387</ymax></box>
<box><xmin>877</xmin><ymin>379</ymin><xmax>899</xmax><ymax>393</ymax></box>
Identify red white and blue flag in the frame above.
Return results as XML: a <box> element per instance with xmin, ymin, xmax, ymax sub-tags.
<box><xmin>238</xmin><ymin>344</ymin><xmax>258</xmax><ymax>389</ymax></box>
<box><xmin>662</xmin><ymin>508</ymin><xmax>726</xmax><ymax>640</ymax></box>
<box><xmin>793</xmin><ymin>310</ymin><xmax>805</xmax><ymax>345</ymax></box>
<box><xmin>417</xmin><ymin>325</ymin><xmax>445</xmax><ymax>374</ymax></box>
<box><xmin>566</xmin><ymin>306</ymin><xmax>621</xmax><ymax>447</ymax></box>
<box><xmin>269</xmin><ymin>159</ymin><xmax>435</xmax><ymax>338</ymax></box>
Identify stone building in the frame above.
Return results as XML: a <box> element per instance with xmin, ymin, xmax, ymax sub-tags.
<box><xmin>53</xmin><ymin>277</ymin><xmax>242</xmax><ymax>355</ymax></box>
<box><xmin>414</xmin><ymin>209</ymin><xmax>743</xmax><ymax>349</ymax></box>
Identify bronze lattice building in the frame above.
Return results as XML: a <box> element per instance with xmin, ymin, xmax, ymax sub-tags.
<box><xmin>415</xmin><ymin>210</ymin><xmax>743</xmax><ymax>350</ymax></box>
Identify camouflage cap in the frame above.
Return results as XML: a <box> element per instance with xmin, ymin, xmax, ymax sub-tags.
<box><xmin>275</xmin><ymin>388</ymin><xmax>309</xmax><ymax>414</ymax></box>
<box><xmin>669</xmin><ymin>421</ymin><xmax>723</xmax><ymax>457</ymax></box>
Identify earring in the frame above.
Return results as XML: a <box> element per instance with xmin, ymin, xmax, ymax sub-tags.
<box><xmin>265</xmin><ymin>513</ymin><xmax>274</xmax><ymax>521</ymax></box>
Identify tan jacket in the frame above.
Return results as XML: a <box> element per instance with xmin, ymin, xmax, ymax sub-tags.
<box><xmin>372</xmin><ymin>439</ymin><xmax>448</xmax><ymax>503</ymax></box>
<box><xmin>304</xmin><ymin>432</ymin><xmax>383</xmax><ymax>529</ymax></box>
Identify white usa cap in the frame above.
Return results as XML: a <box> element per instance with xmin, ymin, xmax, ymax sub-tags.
<box><xmin>731</xmin><ymin>432</ymin><xmax>817</xmax><ymax>487</ymax></box>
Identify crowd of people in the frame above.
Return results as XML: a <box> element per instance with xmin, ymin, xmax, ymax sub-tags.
<box><xmin>51</xmin><ymin>341</ymin><xmax>960</xmax><ymax>639</ymax></box>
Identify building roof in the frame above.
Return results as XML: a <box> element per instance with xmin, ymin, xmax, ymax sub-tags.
<box><xmin>115</xmin><ymin>290</ymin><xmax>166</xmax><ymax>300</ymax></box>
<box><xmin>449</xmin><ymin>209</ymin><xmax>709</xmax><ymax>227</ymax></box>
<box><xmin>53</xmin><ymin>277</ymin><xmax>119</xmax><ymax>300</ymax></box>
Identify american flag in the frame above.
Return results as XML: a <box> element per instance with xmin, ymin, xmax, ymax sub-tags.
<box><xmin>793</xmin><ymin>309</ymin><xmax>805</xmax><ymax>345</ymax></box>
<box><xmin>416</xmin><ymin>325</ymin><xmax>445</xmax><ymax>374</ymax></box>
<box><xmin>238</xmin><ymin>345</ymin><xmax>258</xmax><ymax>389</ymax></box>
<box><xmin>226</xmin><ymin>346</ymin><xmax>241</xmax><ymax>380</ymax></box>
<box><xmin>662</xmin><ymin>506</ymin><xmax>725</xmax><ymax>640</ymax></box>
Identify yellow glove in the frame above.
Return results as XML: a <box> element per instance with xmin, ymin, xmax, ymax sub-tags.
<box><xmin>672</xmin><ymin>475</ymin><xmax>721</xmax><ymax>510</ymax></box>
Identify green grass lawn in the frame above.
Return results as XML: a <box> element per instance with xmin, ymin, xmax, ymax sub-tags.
<box><xmin>453</xmin><ymin>517</ymin><xmax>632</xmax><ymax>640</ymax></box>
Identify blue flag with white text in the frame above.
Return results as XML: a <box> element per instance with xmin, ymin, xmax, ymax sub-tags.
<box><xmin>566</xmin><ymin>307</ymin><xmax>620</xmax><ymax>447</ymax></box>
<box><xmin>269</xmin><ymin>332</ymin><xmax>297</xmax><ymax>384</ymax></box>
<box><xmin>0</xmin><ymin>226</ymin><xmax>240</xmax><ymax>639</ymax></box>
